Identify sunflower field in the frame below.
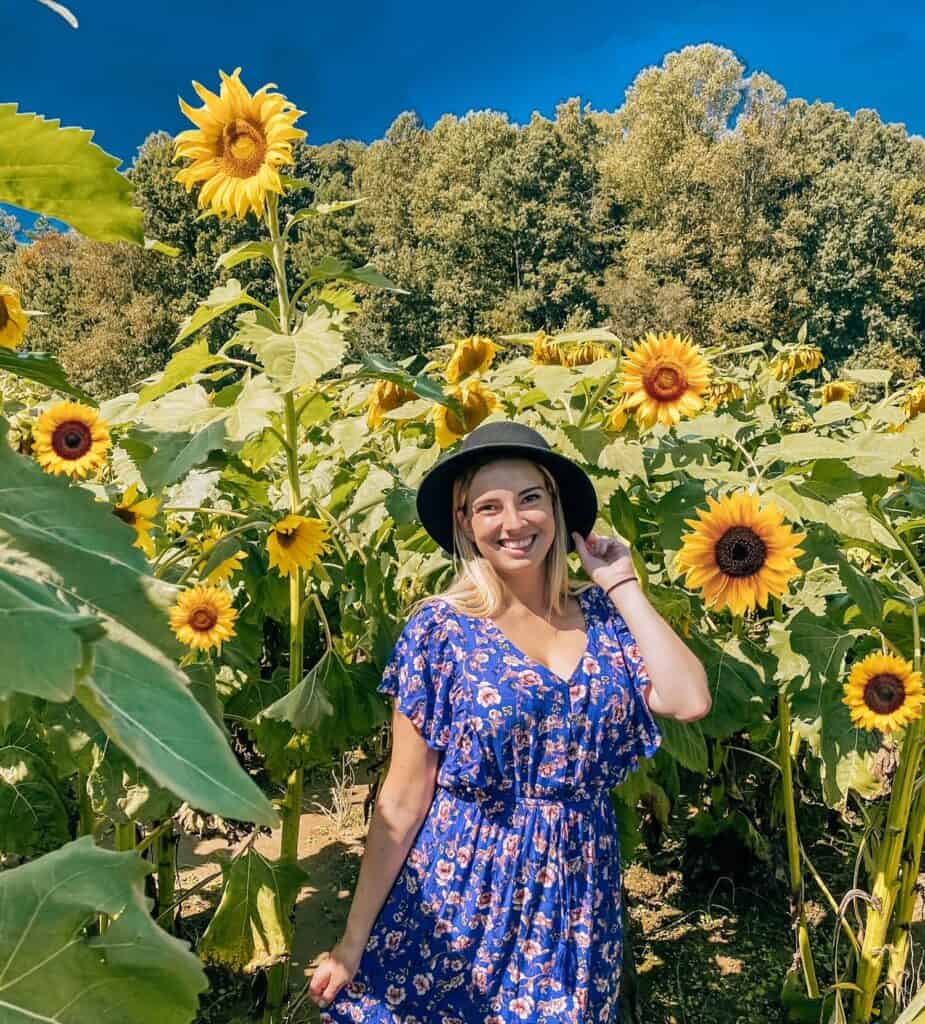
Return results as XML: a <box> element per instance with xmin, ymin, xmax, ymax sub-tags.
<box><xmin>2</xmin><ymin>68</ymin><xmax>925</xmax><ymax>1024</ymax></box>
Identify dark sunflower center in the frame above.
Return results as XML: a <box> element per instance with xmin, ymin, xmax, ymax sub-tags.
<box><xmin>646</xmin><ymin>362</ymin><xmax>687</xmax><ymax>401</ymax></box>
<box><xmin>190</xmin><ymin>606</ymin><xmax>218</xmax><ymax>632</ymax></box>
<box><xmin>51</xmin><ymin>421</ymin><xmax>92</xmax><ymax>460</ymax></box>
<box><xmin>275</xmin><ymin>529</ymin><xmax>297</xmax><ymax>548</ymax></box>
<box><xmin>0</xmin><ymin>299</ymin><xmax>9</xmax><ymax>330</ymax></box>
<box><xmin>221</xmin><ymin>119</ymin><xmax>267</xmax><ymax>178</ymax></box>
<box><xmin>715</xmin><ymin>526</ymin><xmax>768</xmax><ymax>578</ymax></box>
<box><xmin>863</xmin><ymin>675</ymin><xmax>906</xmax><ymax>715</ymax></box>
<box><xmin>113</xmin><ymin>506</ymin><xmax>137</xmax><ymax>525</ymax></box>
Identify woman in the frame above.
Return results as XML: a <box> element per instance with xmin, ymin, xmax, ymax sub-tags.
<box><xmin>311</xmin><ymin>419</ymin><xmax>711</xmax><ymax>1022</ymax></box>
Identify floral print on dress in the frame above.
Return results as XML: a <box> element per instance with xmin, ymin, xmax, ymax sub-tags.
<box><xmin>321</xmin><ymin>583</ymin><xmax>661</xmax><ymax>1024</ymax></box>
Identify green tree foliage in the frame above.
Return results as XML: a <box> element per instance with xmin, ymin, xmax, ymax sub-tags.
<box><xmin>6</xmin><ymin>44</ymin><xmax>925</xmax><ymax>391</ymax></box>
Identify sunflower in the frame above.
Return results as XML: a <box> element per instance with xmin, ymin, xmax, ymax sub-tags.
<box><xmin>618</xmin><ymin>331</ymin><xmax>712</xmax><ymax>430</ymax></box>
<box><xmin>0</xmin><ymin>284</ymin><xmax>28</xmax><ymax>349</ymax></box>
<box><xmin>113</xmin><ymin>483</ymin><xmax>160</xmax><ymax>557</ymax></box>
<box><xmin>843</xmin><ymin>652</ymin><xmax>925</xmax><ymax>734</ymax></box>
<box><xmin>822</xmin><ymin>380</ymin><xmax>858</xmax><ymax>405</ymax></box>
<box><xmin>32</xmin><ymin>401</ymin><xmax>112</xmax><ymax>479</ymax></box>
<box><xmin>675</xmin><ymin>490</ymin><xmax>808</xmax><ymax>617</ymax></box>
<box><xmin>901</xmin><ymin>381</ymin><xmax>925</xmax><ymax>421</ymax></box>
<box><xmin>530</xmin><ymin>330</ymin><xmax>564</xmax><ymax>366</ymax></box>
<box><xmin>433</xmin><ymin>379</ymin><xmax>501</xmax><ymax>449</ymax></box>
<box><xmin>605</xmin><ymin>398</ymin><xmax>630</xmax><ymax>432</ymax></box>
<box><xmin>561</xmin><ymin>342</ymin><xmax>611</xmax><ymax>368</ymax></box>
<box><xmin>703</xmin><ymin>379</ymin><xmax>745</xmax><ymax>409</ymax></box>
<box><xmin>169</xmin><ymin>585</ymin><xmax>238</xmax><ymax>652</ymax></box>
<box><xmin>199</xmin><ymin>524</ymin><xmax>248</xmax><ymax>584</ymax></box>
<box><xmin>444</xmin><ymin>335</ymin><xmax>498</xmax><ymax>383</ymax></box>
<box><xmin>367</xmin><ymin>379</ymin><xmax>419</xmax><ymax>429</ymax></box>
<box><xmin>267</xmin><ymin>514</ymin><xmax>330</xmax><ymax>576</ymax></box>
<box><xmin>174</xmin><ymin>67</ymin><xmax>306</xmax><ymax>220</ymax></box>
<box><xmin>770</xmin><ymin>345</ymin><xmax>824</xmax><ymax>382</ymax></box>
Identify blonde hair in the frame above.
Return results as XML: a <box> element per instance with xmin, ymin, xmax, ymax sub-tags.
<box><xmin>408</xmin><ymin>454</ymin><xmax>592</xmax><ymax>622</ymax></box>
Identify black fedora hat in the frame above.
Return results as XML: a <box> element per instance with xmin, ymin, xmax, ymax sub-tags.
<box><xmin>416</xmin><ymin>419</ymin><xmax>598</xmax><ymax>556</ymax></box>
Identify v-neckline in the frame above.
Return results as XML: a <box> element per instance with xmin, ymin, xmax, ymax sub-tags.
<box><xmin>481</xmin><ymin>588</ymin><xmax>593</xmax><ymax>687</ymax></box>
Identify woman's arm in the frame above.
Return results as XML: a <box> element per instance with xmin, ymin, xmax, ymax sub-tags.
<box><xmin>609</xmin><ymin>579</ymin><xmax>712</xmax><ymax>722</ymax></box>
<box><xmin>308</xmin><ymin>707</ymin><xmax>440</xmax><ymax>1009</ymax></box>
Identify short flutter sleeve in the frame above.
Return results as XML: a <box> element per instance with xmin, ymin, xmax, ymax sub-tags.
<box><xmin>607</xmin><ymin>600</ymin><xmax>662</xmax><ymax>761</ymax></box>
<box><xmin>378</xmin><ymin>601</ymin><xmax>457</xmax><ymax>752</ymax></box>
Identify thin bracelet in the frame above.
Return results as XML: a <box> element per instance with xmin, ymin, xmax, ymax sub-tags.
<box><xmin>605</xmin><ymin>576</ymin><xmax>639</xmax><ymax>600</ymax></box>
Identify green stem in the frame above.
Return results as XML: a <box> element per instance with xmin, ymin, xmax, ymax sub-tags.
<box><xmin>779</xmin><ymin>687</ymin><xmax>821</xmax><ymax>997</ymax></box>
<box><xmin>155</xmin><ymin>822</ymin><xmax>178</xmax><ymax>934</ymax></box>
<box><xmin>576</xmin><ymin>362</ymin><xmax>620</xmax><ymax>429</ymax></box>
<box><xmin>76</xmin><ymin>770</ymin><xmax>94</xmax><ymax>838</ymax></box>
<box><xmin>264</xmin><ymin>191</ymin><xmax>302</xmax><ymax>1024</ymax></box>
<box><xmin>115</xmin><ymin>821</ymin><xmax>136</xmax><ymax>852</ymax></box>
<box><xmin>852</xmin><ymin>596</ymin><xmax>924</xmax><ymax>1023</ymax></box>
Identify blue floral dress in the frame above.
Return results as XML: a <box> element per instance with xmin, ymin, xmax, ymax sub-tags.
<box><xmin>321</xmin><ymin>582</ymin><xmax>661</xmax><ymax>1024</ymax></box>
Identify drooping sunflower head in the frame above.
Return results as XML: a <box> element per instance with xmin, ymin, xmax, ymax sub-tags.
<box><xmin>444</xmin><ymin>335</ymin><xmax>498</xmax><ymax>384</ymax></box>
<box><xmin>32</xmin><ymin>401</ymin><xmax>112</xmax><ymax>479</ymax></box>
<box><xmin>169</xmin><ymin>585</ymin><xmax>238</xmax><ymax>652</ymax></box>
<box><xmin>843</xmin><ymin>652</ymin><xmax>925</xmax><ymax>734</ymax></box>
<box><xmin>822</xmin><ymin>380</ymin><xmax>858</xmax><ymax>405</ymax></box>
<box><xmin>703</xmin><ymin>378</ymin><xmax>745</xmax><ymax>410</ymax></box>
<box><xmin>561</xmin><ymin>342</ymin><xmax>611</xmax><ymax>368</ymax></box>
<box><xmin>267</xmin><ymin>514</ymin><xmax>330</xmax><ymax>576</ymax></box>
<box><xmin>675</xmin><ymin>490</ymin><xmax>808</xmax><ymax>617</ymax></box>
<box><xmin>618</xmin><ymin>331</ymin><xmax>712</xmax><ymax>430</ymax></box>
<box><xmin>530</xmin><ymin>330</ymin><xmax>563</xmax><ymax>366</ymax></box>
<box><xmin>367</xmin><ymin>379</ymin><xmax>419</xmax><ymax>429</ymax></box>
<box><xmin>433</xmin><ymin>380</ymin><xmax>501</xmax><ymax>449</ymax></box>
<box><xmin>174</xmin><ymin>67</ymin><xmax>307</xmax><ymax>220</ymax></box>
<box><xmin>771</xmin><ymin>344</ymin><xmax>824</xmax><ymax>382</ymax></box>
<box><xmin>901</xmin><ymin>381</ymin><xmax>925</xmax><ymax>421</ymax></box>
<box><xmin>113</xmin><ymin>483</ymin><xmax>160</xmax><ymax>557</ymax></box>
<box><xmin>0</xmin><ymin>284</ymin><xmax>28</xmax><ymax>350</ymax></box>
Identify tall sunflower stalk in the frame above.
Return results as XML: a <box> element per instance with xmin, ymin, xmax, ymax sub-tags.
<box><xmin>849</xmin><ymin>513</ymin><xmax>925</xmax><ymax>1022</ymax></box>
<box><xmin>263</xmin><ymin>192</ymin><xmax>305</xmax><ymax>1022</ymax></box>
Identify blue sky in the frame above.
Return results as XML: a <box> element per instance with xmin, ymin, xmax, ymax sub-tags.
<box><xmin>4</xmin><ymin>0</ymin><xmax>923</xmax><ymax>215</ymax></box>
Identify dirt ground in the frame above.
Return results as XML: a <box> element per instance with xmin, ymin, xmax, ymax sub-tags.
<box><xmin>181</xmin><ymin>756</ymin><xmax>904</xmax><ymax>1024</ymax></box>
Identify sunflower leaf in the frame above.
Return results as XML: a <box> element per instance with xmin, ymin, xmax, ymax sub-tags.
<box><xmin>216</xmin><ymin>240</ymin><xmax>274</xmax><ymax>271</ymax></box>
<box><xmin>173</xmin><ymin>279</ymin><xmax>267</xmax><ymax>348</ymax></box>
<box><xmin>0</xmin><ymin>567</ymin><xmax>103</xmax><ymax>701</ymax></box>
<box><xmin>0</xmin><ymin>347</ymin><xmax>93</xmax><ymax>401</ymax></box>
<box><xmin>0</xmin><ymin>837</ymin><xmax>207</xmax><ymax>1022</ymax></box>
<box><xmin>140</xmin><ymin>420</ymin><xmax>227</xmax><ymax>492</ymax></box>
<box><xmin>198</xmin><ymin>850</ymin><xmax>307</xmax><ymax>973</ymax></box>
<box><xmin>137</xmin><ymin>339</ymin><xmax>227</xmax><ymax>408</ymax></box>
<box><xmin>237</xmin><ymin>307</ymin><xmax>347</xmax><ymax>393</ymax></box>
<box><xmin>301</xmin><ymin>255</ymin><xmax>406</xmax><ymax>292</ymax></box>
<box><xmin>0</xmin><ymin>103</ymin><xmax>143</xmax><ymax>244</ymax></box>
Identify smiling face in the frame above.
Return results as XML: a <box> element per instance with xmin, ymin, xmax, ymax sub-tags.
<box><xmin>455</xmin><ymin>458</ymin><xmax>557</xmax><ymax>576</ymax></box>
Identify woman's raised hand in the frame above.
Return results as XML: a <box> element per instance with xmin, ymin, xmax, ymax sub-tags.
<box><xmin>307</xmin><ymin>940</ymin><xmax>362</xmax><ymax>1010</ymax></box>
<box><xmin>572</xmin><ymin>530</ymin><xmax>638</xmax><ymax>592</ymax></box>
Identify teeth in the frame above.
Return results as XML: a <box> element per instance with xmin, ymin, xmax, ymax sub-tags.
<box><xmin>500</xmin><ymin>536</ymin><xmax>536</xmax><ymax>550</ymax></box>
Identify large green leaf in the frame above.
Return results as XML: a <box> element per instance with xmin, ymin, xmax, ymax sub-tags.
<box><xmin>77</xmin><ymin>622</ymin><xmax>277</xmax><ymax>827</ymax></box>
<box><xmin>198</xmin><ymin>850</ymin><xmax>307</xmax><ymax>972</ymax></box>
<box><xmin>0</xmin><ymin>349</ymin><xmax>93</xmax><ymax>401</ymax></box>
<box><xmin>139</xmin><ymin>420</ymin><xmax>227</xmax><ymax>492</ymax></box>
<box><xmin>137</xmin><ymin>339</ymin><xmax>226</xmax><ymax>407</ymax></box>
<box><xmin>0</xmin><ymin>103</ymin><xmax>143</xmax><ymax>244</ymax></box>
<box><xmin>355</xmin><ymin>352</ymin><xmax>466</xmax><ymax>420</ymax></box>
<box><xmin>173</xmin><ymin>279</ymin><xmax>266</xmax><ymax>348</ymax></box>
<box><xmin>0</xmin><ymin>568</ymin><xmax>102</xmax><ymax>701</ymax></box>
<box><xmin>0</xmin><ymin>837</ymin><xmax>206</xmax><ymax>1022</ymax></box>
<box><xmin>0</xmin><ymin>722</ymin><xmax>70</xmax><ymax>857</ymax></box>
<box><xmin>301</xmin><ymin>254</ymin><xmax>406</xmax><ymax>292</ymax></box>
<box><xmin>655</xmin><ymin>716</ymin><xmax>709</xmax><ymax>773</ymax></box>
<box><xmin>0</xmin><ymin>419</ymin><xmax>177</xmax><ymax>653</ymax></box>
<box><xmin>237</xmin><ymin>308</ymin><xmax>347</xmax><ymax>393</ymax></box>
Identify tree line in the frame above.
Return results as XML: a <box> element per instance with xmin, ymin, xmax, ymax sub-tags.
<box><xmin>4</xmin><ymin>43</ymin><xmax>924</xmax><ymax>398</ymax></box>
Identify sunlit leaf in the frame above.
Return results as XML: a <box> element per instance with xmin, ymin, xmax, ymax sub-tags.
<box><xmin>0</xmin><ymin>837</ymin><xmax>207</xmax><ymax>1022</ymax></box>
<box><xmin>0</xmin><ymin>103</ymin><xmax>142</xmax><ymax>243</ymax></box>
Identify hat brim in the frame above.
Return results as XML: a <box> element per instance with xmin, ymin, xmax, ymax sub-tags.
<box><xmin>416</xmin><ymin>441</ymin><xmax>598</xmax><ymax>557</ymax></box>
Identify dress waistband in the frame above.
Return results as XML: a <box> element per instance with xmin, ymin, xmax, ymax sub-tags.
<box><xmin>437</xmin><ymin>784</ymin><xmax>606</xmax><ymax>815</ymax></box>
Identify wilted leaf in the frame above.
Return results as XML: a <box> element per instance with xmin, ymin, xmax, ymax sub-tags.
<box><xmin>198</xmin><ymin>849</ymin><xmax>307</xmax><ymax>972</ymax></box>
